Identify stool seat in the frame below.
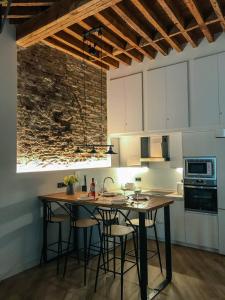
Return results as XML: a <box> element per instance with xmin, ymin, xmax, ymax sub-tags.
<box><xmin>72</xmin><ymin>218</ymin><xmax>98</xmax><ymax>228</ymax></box>
<box><xmin>104</xmin><ymin>224</ymin><xmax>134</xmax><ymax>237</ymax></box>
<box><xmin>48</xmin><ymin>214</ymin><xmax>68</xmax><ymax>223</ymax></box>
<box><xmin>126</xmin><ymin>218</ymin><xmax>154</xmax><ymax>228</ymax></box>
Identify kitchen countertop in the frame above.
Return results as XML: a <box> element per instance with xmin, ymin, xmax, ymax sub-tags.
<box><xmin>112</xmin><ymin>188</ymin><xmax>184</xmax><ymax>200</ymax></box>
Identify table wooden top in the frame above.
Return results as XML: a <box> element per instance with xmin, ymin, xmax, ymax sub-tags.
<box><xmin>39</xmin><ymin>192</ymin><xmax>174</xmax><ymax>212</ymax></box>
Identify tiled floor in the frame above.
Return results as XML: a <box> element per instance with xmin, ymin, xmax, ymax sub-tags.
<box><xmin>1</xmin><ymin>241</ymin><xmax>225</xmax><ymax>300</ymax></box>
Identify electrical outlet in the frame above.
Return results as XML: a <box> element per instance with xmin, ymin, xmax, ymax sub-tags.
<box><xmin>57</xmin><ymin>182</ymin><xmax>66</xmax><ymax>188</ymax></box>
<box><xmin>135</xmin><ymin>177</ymin><xmax>142</xmax><ymax>182</ymax></box>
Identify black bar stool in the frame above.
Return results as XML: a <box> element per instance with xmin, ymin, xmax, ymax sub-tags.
<box><xmin>126</xmin><ymin>209</ymin><xmax>162</xmax><ymax>273</ymax></box>
<box><xmin>63</xmin><ymin>204</ymin><xmax>100</xmax><ymax>286</ymax></box>
<box><xmin>40</xmin><ymin>201</ymin><xmax>68</xmax><ymax>274</ymax></box>
<box><xmin>95</xmin><ymin>208</ymin><xmax>140</xmax><ymax>300</ymax></box>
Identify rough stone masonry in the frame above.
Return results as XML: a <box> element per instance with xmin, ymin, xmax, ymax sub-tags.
<box><xmin>17</xmin><ymin>43</ymin><xmax>107</xmax><ymax>168</ymax></box>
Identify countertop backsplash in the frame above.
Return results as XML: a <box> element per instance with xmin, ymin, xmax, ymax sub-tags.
<box><xmin>76</xmin><ymin>166</ymin><xmax>183</xmax><ymax>193</ymax></box>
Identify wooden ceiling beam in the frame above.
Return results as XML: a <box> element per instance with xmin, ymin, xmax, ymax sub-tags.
<box><xmin>209</xmin><ymin>0</ymin><xmax>225</xmax><ymax>31</ymax></box>
<box><xmin>112</xmin><ymin>2</ymin><xmax>168</xmax><ymax>56</ymax></box>
<box><xmin>53</xmin><ymin>31</ymin><xmax>119</xmax><ymax>68</ymax></box>
<box><xmin>0</xmin><ymin>0</ymin><xmax>54</xmax><ymax>6</ymax></box>
<box><xmin>43</xmin><ymin>37</ymin><xmax>109</xmax><ymax>70</ymax></box>
<box><xmin>65</xmin><ymin>25</ymin><xmax>131</xmax><ymax>66</ymax></box>
<box><xmin>16</xmin><ymin>0</ymin><xmax>123</xmax><ymax>47</ymax></box>
<box><xmin>131</xmin><ymin>0</ymin><xmax>183</xmax><ymax>52</ymax></box>
<box><xmin>2</xmin><ymin>6</ymin><xmax>45</xmax><ymax>18</ymax></box>
<box><xmin>95</xmin><ymin>9</ymin><xmax>156</xmax><ymax>60</ymax></box>
<box><xmin>80</xmin><ymin>18</ymin><xmax>143</xmax><ymax>62</ymax></box>
<box><xmin>157</xmin><ymin>0</ymin><xmax>198</xmax><ymax>48</ymax></box>
<box><xmin>183</xmin><ymin>0</ymin><xmax>214</xmax><ymax>42</ymax></box>
<box><xmin>110</xmin><ymin>16</ymin><xmax>222</xmax><ymax>56</ymax></box>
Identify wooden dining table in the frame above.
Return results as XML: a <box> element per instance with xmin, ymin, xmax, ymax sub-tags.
<box><xmin>39</xmin><ymin>192</ymin><xmax>174</xmax><ymax>300</ymax></box>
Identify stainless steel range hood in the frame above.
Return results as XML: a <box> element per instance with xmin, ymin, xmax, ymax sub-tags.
<box><xmin>140</xmin><ymin>135</ymin><xmax>170</xmax><ymax>163</ymax></box>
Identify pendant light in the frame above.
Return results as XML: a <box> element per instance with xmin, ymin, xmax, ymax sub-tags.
<box><xmin>105</xmin><ymin>145</ymin><xmax>117</xmax><ymax>155</ymax></box>
<box><xmin>74</xmin><ymin>27</ymin><xmax>117</xmax><ymax>155</ymax></box>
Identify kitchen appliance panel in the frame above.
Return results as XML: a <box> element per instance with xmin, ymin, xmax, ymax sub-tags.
<box><xmin>184</xmin><ymin>185</ymin><xmax>217</xmax><ymax>214</ymax></box>
<box><xmin>184</xmin><ymin>156</ymin><xmax>216</xmax><ymax>181</ymax></box>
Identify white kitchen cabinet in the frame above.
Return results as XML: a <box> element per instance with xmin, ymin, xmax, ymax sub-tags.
<box><xmin>218</xmin><ymin>52</ymin><xmax>225</xmax><ymax>126</ymax></box>
<box><xmin>166</xmin><ymin>62</ymin><xmax>189</xmax><ymax>129</ymax></box>
<box><xmin>185</xmin><ymin>212</ymin><xmax>219</xmax><ymax>250</ymax></box>
<box><xmin>146</xmin><ymin>67</ymin><xmax>166</xmax><ymax>130</ymax></box>
<box><xmin>170</xmin><ymin>200</ymin><xmax>185</xmax><ymax>243</ymax></box>
<box><xmin>191</xmin><ymin>55</ymin><xmax>220</xmax><ymax>128</ymax></box>
<box><xmin>182</xmin><ymin>130</ymin><xmax>216</xmax><ymax>157</ymax></box>
<box><xmin>124</xmin><ymin>74</ymin><xmax>143</xmax><ymax>133</ymax></box>
<box><xmin>218</xmin><ymin>209</ymin><xmax>225</xmax><ymax>254</ymax></box>
<box><xmin>119</xmin><ymin>136</ymin><xmax>141</xmax><ymax>167</ymax></box>
<box><xmin>108</xmin><ymin>73</ymin><xmax>143</xmax><ymax>134</ymax></box>
<box><xmin>148</xmin><ymin>199</ymin><xmax>185</xmax><ymax>244</ymax></box>
<box><xmin>108</xmin><ymin>78</ymin><xmax>126</xmax><ymax>134</ymax></box>
<box><xmin>146</xmin><ymin>62</ymin><xmax>189</xmax><ymax>131</ymax></box>
<box><xmin>169</xmin><ymin>132</ymin><xmax>183</xmax><ymax>168</ymax></box>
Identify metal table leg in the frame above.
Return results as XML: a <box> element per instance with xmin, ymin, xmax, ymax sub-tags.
<box><xmin>148</xmin><ymin>205</ymin><xmax>172</xmax><ymax>299</ymax></box>
<box><xmin>139</xmin><ymin>212</ymin><xmax>148</xmax><ymax>300</ymax></box>
<box><xmin>164</xmin><ymin>205</ymin><xmax>172</xmax><ymax>282</ymax></box>
<box><xmin>42</xmin><ymin>200</ymin><xmax>48</xmax><ymax>263</ymax></box>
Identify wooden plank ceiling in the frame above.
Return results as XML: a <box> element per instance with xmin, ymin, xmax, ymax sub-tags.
<box><xmin>2</xmin><ymin>0</ymin><xmax>225</xmax><ymax>69</ymax></box>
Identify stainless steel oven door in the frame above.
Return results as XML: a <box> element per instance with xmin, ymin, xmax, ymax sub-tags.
<box><xmin>184</xmin><ymin>185</ymin><xmax>217</xmax><ymax>214</ymax></box>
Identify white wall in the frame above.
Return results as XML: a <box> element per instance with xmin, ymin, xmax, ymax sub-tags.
<box><xmin>0</xmin><ymin>25</ymin><xmax>78</xmax><ymax>280</ymax></box>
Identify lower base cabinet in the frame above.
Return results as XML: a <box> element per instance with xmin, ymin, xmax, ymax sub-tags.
<box><xmin>150</xmin><ymin>201</ymin><xmax>219</xmax><ymax>251</ymax></box>
<box><xmin>185</xmin><ymin>212</ymin><xmax>219</xmax><ymax>250</ymax></box>
<box><xmin>148</xmin><ymin>199</ymin><xmax>185</xmax><ymax>244</ymax></box>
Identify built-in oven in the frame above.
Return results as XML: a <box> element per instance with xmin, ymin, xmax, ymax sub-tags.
<box><xmin>184</xmin><ymin>184</ymin><xmax>217</xmax><ymax>214</ymax></box>
<box><xmin>184</xmin><ymin>156</ymin><xmax>217</xmax><ymax>214</ymax></box>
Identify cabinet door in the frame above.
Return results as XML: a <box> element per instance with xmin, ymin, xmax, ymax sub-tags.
<box><xmin>170</xmin><ymin>200</ymin><xmax>185</xmax><ymax>243</ymax></box>
<box><xmin>146</xmin><ymin>68</ymin><xmax>166</xmax><ymax>130</ymax></box>
<box><xmin>185</xmin><ymin>212</ymin><xmax>218</xmax><ymax>249</ymax></box>
<box><xmin>166</xmin><ymin>62</ymin><xmax>189</xmax><ymax>129</ymax></box>
<box><xmin>191</xmin><ymin>55</ymin><xmax>220</xmax><ymax>127</ymax></box>
<box><xmin>124</xmin><ymin>73</ymin><xmax>143</xmax><ymax>133</ymax></box>
<box><xmin>107</xmin><ymin>78</ymin><xmax>125</xmax><ymax>134</ymax></box>
<box><xmin>119</xmin><ymin>136</ymin><xmax>141</xmax><ymax>167</ymax></box>
<box><xmin>218</xmin><ymin>52</ymin><xmax>225</xmax><ymax>125</ymax></box>
<box><xmin>218</xmin><ymin>209</ymin><xmax>225</xmax><ymax>254</ymax></box>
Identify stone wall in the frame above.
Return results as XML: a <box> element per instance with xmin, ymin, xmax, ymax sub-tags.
<box><xmin>17</xmin><ymin>43</ymin><xmax>107</xmax><ymax>169</ymax></box>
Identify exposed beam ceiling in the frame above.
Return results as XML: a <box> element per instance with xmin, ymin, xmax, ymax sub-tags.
<box><xmin>4</xmin><ymin>0</ymin><xmax>224</xmax><ymax>69</ymax></box>
<box><xmin>183</xmin><ymin>0</ymin><xmax>214</xmax><ymax>42</ymax></box>
<box><xmin>16</xmin><ymin>0</ymin><xmax>123</xmax><ymax>47</ymax></box>
<box><xmin>157</xmin><ymin>0</ymin><xmax>198</xmax><ymax>48</ymax></box>
<box><xmin>209</xmin><ymin>0</ymin><xmax>225</xmax><ymax>31</ymax></box>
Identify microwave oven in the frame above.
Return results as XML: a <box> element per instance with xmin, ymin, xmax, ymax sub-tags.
<box><xmin>184</xmin><ymin>156</ymin><xmax>216</xmax><ymax>181</ymax></box>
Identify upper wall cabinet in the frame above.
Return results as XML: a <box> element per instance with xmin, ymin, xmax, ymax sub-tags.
<box><xmin>108</xmin><ymin>73</ymin><xmax>143</xmax><ymax>134</ymax></box>
<box><xmin>191</xmin><ymin>53</ymin><xmax>225</xmax><ymax>128</ymax></box>
<box><xmin>191</xmin><ymin>55</ymin><xmax>220</xmax><ymax>127</ymax></box>
<box><xmin>218</xmin><ymin>52</ymin><xmax>225</xmax><ymax>125</ymax></box>
<box><xmin>146</xmin><ymin>62</ymin><xmax>189</xmax><ymax>131</ymax></box>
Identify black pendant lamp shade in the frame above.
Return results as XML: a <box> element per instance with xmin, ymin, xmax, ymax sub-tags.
<box><xmin>75</xmin><ymin>147</ymin><xmax>83</xmax><ymax>154</ymax></box>
<box><xmin>89</xmin><ymin>146</ymin><xmax>98</xmax><ymax>154</ymax></box>
<box><xmin>105</xmin><ymin>145</ymin><xmax>117</xmax><ymax>155</ymax></box>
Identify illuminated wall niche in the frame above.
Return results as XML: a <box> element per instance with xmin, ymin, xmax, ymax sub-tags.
<box><xmin>17</xmin><ymin>44</ymin><xmax>110</xmax><ymax>173</ymax></box>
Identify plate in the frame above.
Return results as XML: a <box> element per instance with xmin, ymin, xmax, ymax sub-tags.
<box><xmin>102</xmin><ymin>192</ymin><xmax>121</xmax><ymax>197</ymax></box>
